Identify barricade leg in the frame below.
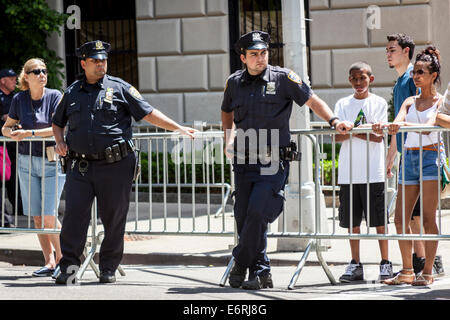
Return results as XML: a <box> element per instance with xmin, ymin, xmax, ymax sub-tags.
<box><xmin>316</xmin><ymin>240</ymin><xmax>337</xmax><ymax>285</ymax></box>
<box><xmin>219</xmin><ymin>256</ymin><xmax>234</xmax><ymax>287</ymax></box>
<box><xmin>288</xmin><ymin>239</ymin><xmax>313</xmax><ymax>290</ymax></box>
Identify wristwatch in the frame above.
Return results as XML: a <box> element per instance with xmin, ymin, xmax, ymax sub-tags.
<box><xmin>328</xmin><ymin>117</ymin><xmax>340</xmax><ymax>128</ymax></box>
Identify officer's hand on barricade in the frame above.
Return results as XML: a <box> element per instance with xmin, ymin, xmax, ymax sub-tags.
<box><xmin>335</xmin><ymin>120</ymin><xmax>354</xmax><ymax>135</ymax></box>
<box><xmin>55</xmin><ymin>141</ymin><xmax>68</xmax><ymax>157</ymax></box>
<box><xmin>10</xmin><ymin>129</ymin><xmax>30</xmax><ymax>141</ymax></box>
<box><xmin>175</xmin><ymin>126</ymin><xmax>198</xmax><ymax>139</ymax></box>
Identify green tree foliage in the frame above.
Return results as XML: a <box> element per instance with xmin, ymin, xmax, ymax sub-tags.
<box><xmin>0</xmin><ymin>0</ymin><xmax>67</xmax><ymax>90</ymax></box>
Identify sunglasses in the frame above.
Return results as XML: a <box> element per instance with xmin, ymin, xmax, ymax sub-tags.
<box><xmin>410</xmin><ymin>70</ymin><xmax>430</xmax><ymax>77</ymax></box>
<box><xmin>27</xmin><ymin>69</ymin><xmax>47</xmax><ymax>76</ymax></box>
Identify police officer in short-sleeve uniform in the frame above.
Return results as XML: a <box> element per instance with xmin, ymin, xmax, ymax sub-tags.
<box><xmin>52</xmin><ymin>40</ymin><xmax>196</xmax><ymax>284</ymax></box>
<box><xmin>222</xmin><ymin>31</ymin><xmax>353</xmax><ymax>290</ymax></box>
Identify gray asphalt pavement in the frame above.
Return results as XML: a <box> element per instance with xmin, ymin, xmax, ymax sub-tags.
<box><xmin>1</xmin><ymin>263</ymin><xmax>450</xmax><ymax>300</ymax></box>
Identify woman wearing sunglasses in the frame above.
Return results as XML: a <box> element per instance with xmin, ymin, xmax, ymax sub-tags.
<box><xmin>1</xmin><ymin>58</ymin><xmax>65</xmax><ymax>277</ymax></box>
<box><xmin>373</xmin><ymin>46</ymin><xmax>444</xmax><ymax>286</ymax></box>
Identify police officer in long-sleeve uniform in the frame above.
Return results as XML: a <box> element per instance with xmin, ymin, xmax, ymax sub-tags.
<box><xmin>222</xmin><ymin>31</ymin><xmax>354</xmax><ymax>290</ymax></box>
<box><xmin>52</xmin><ymin>40</ymin><xmax>196</xmax><ymax>284</ymax></box>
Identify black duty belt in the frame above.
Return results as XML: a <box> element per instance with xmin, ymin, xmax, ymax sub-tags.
<box><xmin>235</xmin><ymin>141</ymin><xmax>301</xmax><ymax>162</ymax></box>
<box><xmin>68</xmin><ymin>140</ymin><xmax>134</xmax><ymax>163</ymax></box>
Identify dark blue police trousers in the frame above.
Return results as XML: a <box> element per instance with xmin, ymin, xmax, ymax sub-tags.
<box><xmin>59</xmin><ymin>152</ymin><xmax>135</xmax><ymax>274</ymax></box>
<box><xmin>232</xmin><ymin>161</ymin><xmax>289</xmax><ymax>278</ymax></box>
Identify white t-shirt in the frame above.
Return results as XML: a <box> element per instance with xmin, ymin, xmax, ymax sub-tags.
<box><xmin>335</xmin><ymin>94</ymin><xmax>387</xmax><ymax>184</ymax></box>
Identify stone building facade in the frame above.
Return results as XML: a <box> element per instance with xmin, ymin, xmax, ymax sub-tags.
<box><xmin>48</xmin><ymin>0</ymin><xmax>449</xmax><ymax>124</ymax></box>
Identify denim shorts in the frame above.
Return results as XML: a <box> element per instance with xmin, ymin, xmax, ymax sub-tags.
<box><xmin>398</xmin><ymin>149</ymin><xmax>439</xmax><ymax>185</ymax></box>
<box><xmin>18</xmin><ymin>154</ymin><xmax>65</xmax><ymax>216</ymax></box>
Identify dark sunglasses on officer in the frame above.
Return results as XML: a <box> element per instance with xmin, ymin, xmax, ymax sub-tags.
<box><xmin>27</xmin><ymin>68</ymin><xmax>47</xmax><ymax>76</ymax></box>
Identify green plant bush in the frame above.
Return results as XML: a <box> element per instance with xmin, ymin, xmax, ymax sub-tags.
<box><xmin>0</xmin><ymin>0</ymin><xmax>67</xmax><ymax>90</ymax></box>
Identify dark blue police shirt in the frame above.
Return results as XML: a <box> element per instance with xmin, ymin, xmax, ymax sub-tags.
<box><xmin>52</xmin><ymin>75</ymin><xmax>153</xmax><ymax>155</ymax></box>
<box><xmin>221</xmin><ymin>64</ymin><xmax>313</xmax><ymax>148</ymax></box>
<box><xmin>8</xmin><ymin>88</ymin><xmax>62</xmax><ymax>156</ymax></box>
<box><xmin>0</xmin><ymin>90</ymin><xmax>14</xmax><ymax>136</ymax></box>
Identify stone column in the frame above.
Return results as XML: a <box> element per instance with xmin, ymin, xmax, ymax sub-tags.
<box><xmin>46</xmin><ymin>0</ymin><xmax>67</xmax><ymax>88</ymax></box>
<box><xmin>277</xmin><ymin>0</ymin><xmax>329</xmax><ymax>251</ymax></box>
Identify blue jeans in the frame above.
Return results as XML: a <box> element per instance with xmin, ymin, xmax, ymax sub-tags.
<box><xmin>18</xmin><ymin>154</ymin><xmax>65</xmax><ymax>216</ymax></box>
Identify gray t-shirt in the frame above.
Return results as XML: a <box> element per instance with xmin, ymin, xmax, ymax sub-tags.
<box><xmin>438</xmin><ymin>82</ymin><xmax>450</xmax><ymax>116</ymax></box>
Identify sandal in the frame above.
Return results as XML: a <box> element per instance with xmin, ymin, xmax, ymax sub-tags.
<box><xmin>383</xmin><ymin>269</ymin><xmax>415</xmax><ymax>285</ymax></box>
<box><xmin>412</xmin><ymin>273</ymin><xmax>434</xmax><ymax>286</ymax></box>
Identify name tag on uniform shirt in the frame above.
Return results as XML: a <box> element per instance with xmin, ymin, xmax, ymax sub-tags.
<box><xmin>266</xmin><ymin>82</ymin><xmax>276</xmax><ymax>95</ymax></box>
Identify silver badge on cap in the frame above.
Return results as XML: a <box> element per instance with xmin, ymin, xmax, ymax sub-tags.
<box><xmin>252</xmin><ymin>32</ymin><xmax>262</xmax><ymax>42</ymax></box>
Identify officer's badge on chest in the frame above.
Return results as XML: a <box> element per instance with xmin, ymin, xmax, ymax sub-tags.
<box><xmin>265</xmin><ymin>81</ymin><xmax>276</xmax><ymax>95</ymax></box>
<box><xmin>103</xmin><ymin>88</ymin><xmax>114</xmax><ymax>104</ymax></box>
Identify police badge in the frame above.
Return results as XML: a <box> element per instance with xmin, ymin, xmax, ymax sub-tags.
<box><xmin>266</xmin><ymin>81</ymin><xmax>276</xmax><ymax>95</ymax></box>
<box><xmin>104</xmin><ymin>88</ymin><xmax>114</xmax><ymax>104</ymax></box>
<box><xmin>95</xmin><ymin>40</ymin><xmax>105</xmax><ymax>50</ymax></box>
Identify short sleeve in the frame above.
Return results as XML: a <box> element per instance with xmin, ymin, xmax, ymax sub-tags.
<box><xmin>438</xmin><ymin>87</ymin><xmax>450</xmax><ymax>116</ymax></box>
<box><xmin>221</xmin><ymin>78</ymin><xmax>233</xmax><ymax>113</ymax></box>
<box><xmin>284</xmin><ymin>70</ymin><xmax>313</xmax><ymax>106</ymax></box>
<box><xmin>122</xmin><ymin>84</ymin><xmax>153</xmax><ymax>121</ymax></box>
<box><xmin>334</xmin><ymin>99</ymin><xmax>344</xmax><ymax>121</ymax></box>
<box><xmin>379</xmin><ymin>98</ymin><xmax>388</xmax><ymax>123</ymax></box>
<box><xmin>8</xmin><ymin>94</ymin><xmax>20</xmax><ymax>121</ymax></box>
<box><xmin>52</xmin><ymin>92</ymin><xmax>68</xmax><ymax>128</ymax></box>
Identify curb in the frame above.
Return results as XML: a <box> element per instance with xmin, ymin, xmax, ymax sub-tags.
<box><xmin>0</xmin><ymin>248</ymin><xmax>343</xmax><ymax>268</ymax></box>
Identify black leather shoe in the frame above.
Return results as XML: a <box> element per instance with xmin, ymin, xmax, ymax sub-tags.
<box><xmin>55</xmin><ymin>272</ymin><xmax>77</xmax><ymax>285</ymax></box>
<box><xmin>242</xmin><ymin>273</ymin><xmax>273</xmax><ymax>290</ymax></box>
<box><xmin>32</xmin><ymin>266</ymin><xmax>55</xmax><ymax>277</ymax></box>
<box><xmin>99</xmin><ymin>270</ymin><xmax>116</xmax><ymax>284</ymax></box>
<box><xmin>228</xmin><ymin>262</ymin><xmax>247</xmax><ymax>288</ymax></box>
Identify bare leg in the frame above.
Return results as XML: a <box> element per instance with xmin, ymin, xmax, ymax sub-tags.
<box><xmin>349</xmin><ymin>226</ymin><xmax>360</xmax><ymax>263</ymax></box>
<box><xmin>411</xmin><ymin>216</ymin><xmax>426</xmax><ymax>258</ymax></box>
<box><xmin>376</xmin><ymin>225</ymin><xmax>388</xmax><ymax>261</ymax></box>
<box><xmin>421</xmin><ymin>181</ymin><xmax>439</xmax><ymax>275</ymax></box>
<box><xmin>393</xmin><ymin>184</ymin><xmax>419</xmax><ymax>270</ymax></box>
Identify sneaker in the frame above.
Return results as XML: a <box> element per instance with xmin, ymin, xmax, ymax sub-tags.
<box><xmin>379</xmin><ymin>260</ymin><xmax>393</xmax><ymax>280</ymax></box>
<box><xmin>228</xmin><ymin>262</ymin><xmax>247</xmax><ymax>288</ymax></box>
<box><xmin>433</xmin><ymin>255</ymin><xmax>445</xmax><ymax>277</ymax></box>
<box><xmin>52</xmin><ymin>264</ymin><xmax>61</xmax><ymax>280</ymax></box>
<box><xmin>413</xmin><ymin>253</ymin><xmax>425</xmax><ymax>275</ymax></box>
<box><xmin>339</xmin><ymin>260</ymin><xmax>363</xmax><ymax>283</ymax></box>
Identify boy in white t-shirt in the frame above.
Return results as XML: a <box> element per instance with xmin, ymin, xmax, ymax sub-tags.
<box><xmin>334</xmin><ymin>62</ymin><xmax>392</xmax><ymax>282</ymax></box>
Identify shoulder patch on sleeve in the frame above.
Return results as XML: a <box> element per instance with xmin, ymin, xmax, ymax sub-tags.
<box><xmin>128</xmin><ymin>86</ymin><xmax>143</xmax><ymax>100</ymax></box>
<box><xmin>287</xmin><ymin>71</ymin><xmax>302</xmax><ymax>85</ymax></box>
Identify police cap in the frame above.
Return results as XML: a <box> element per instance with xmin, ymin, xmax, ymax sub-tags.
<box><xmin>234</xmin><ymin>31</ymin><xmax>270</xmax><ymax>55</ymax></box>
<box><xmin>0</xmin><ymin>68</ymin><xmax>17</xmax><ymax>79</ymax></box>
<box><xmin>76</xmin><ymin>40</ymin><xmax>111</xmax><ymax>60</ymax></box>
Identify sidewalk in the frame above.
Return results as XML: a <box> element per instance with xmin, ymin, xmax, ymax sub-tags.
<box><xmin>1</xmin><ymin>204</ymin><xmax>450</xmax><ymax>273</ymax></box>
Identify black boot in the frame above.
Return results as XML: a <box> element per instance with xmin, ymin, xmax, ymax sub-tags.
<box><xmin>228</xmin><ymin>262</ymin><xmax>247</xmax><ymax>288</ymax></box>
<box><xmin>242</xmin><ymin>273</ymin><xmax>273</xmax><ymax>290</ymax></box>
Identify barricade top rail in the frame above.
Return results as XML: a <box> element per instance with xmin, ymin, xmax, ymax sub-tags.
<box><xmin>290</xmin><ymin>125</ymin><xmax>450</xmax><ymax>135</ymax></box>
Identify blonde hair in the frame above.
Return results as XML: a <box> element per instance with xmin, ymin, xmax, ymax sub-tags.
<box><xmin>17</xmin><ymin>58</ymin><xmax>46</xmax><ymax>91</ymax></box>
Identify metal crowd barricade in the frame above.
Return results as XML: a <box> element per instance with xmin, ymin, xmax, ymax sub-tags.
<box><xmin>3</xmin><ymin>126</ymin><xmax>450</xmax><ymax>288</ymax></box>
<box><xmin>0</xmin><ymin>136</ymin><xmax>117</xmax><ymax>281</ymax></box>
<box><xmin>127</xmin><ymin>130</ymin><xmax>234</xmax><ymax>237</ymax></box>
<box><xmin>216</xmin><ymin>125</ymin><xmax>450</xmax><ymax>289</ymax></box>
